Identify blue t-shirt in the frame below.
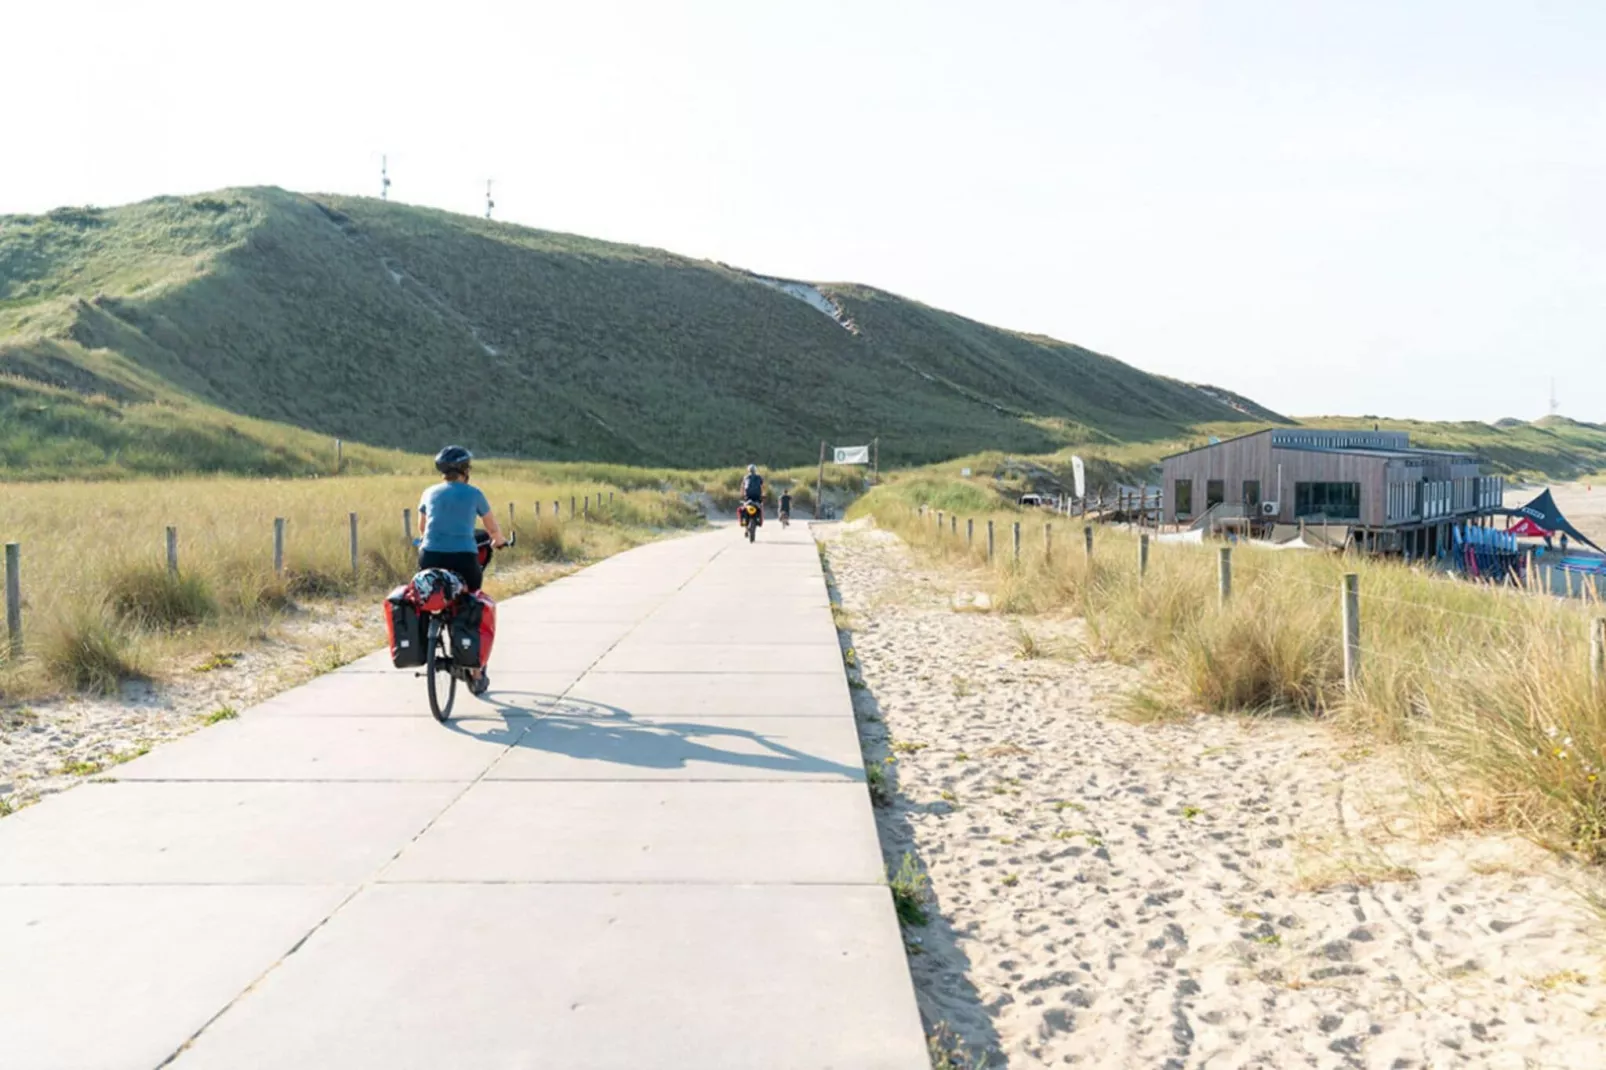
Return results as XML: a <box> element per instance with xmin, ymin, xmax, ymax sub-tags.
<box><xmin>419</xmin><ymin>481</ymin><xmax>490</xmax><ymax>553</ymax></box>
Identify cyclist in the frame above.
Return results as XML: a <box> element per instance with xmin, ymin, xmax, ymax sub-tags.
<box><xmin>418</xmin><ymin>445</ymin><xmax>507</xmax><ymax>691</ymax></box>
<box><xmin>778</xmin><ymin>488</ymin><xmax>792</xmax><ymax>525</ymax></box>
<box><xmin>740</xmin><ymin>464</ymin><xmax>764</xmax><ymax>508</ymax></box>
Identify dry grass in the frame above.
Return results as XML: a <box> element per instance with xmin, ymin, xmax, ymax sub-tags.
<box><xmin>0</xmin><ymin>473</ymin><xmax>700</xmax><ymax>701</ymax></box>
<box><xmin>857</xmin><ymin>488</ymin><xmax>1606</xmax><ymax>863</ymax></box>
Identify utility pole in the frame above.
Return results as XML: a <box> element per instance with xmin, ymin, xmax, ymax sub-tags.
<box><xmin>381</xmin><ymin>155</ymin><xmax>391</xmax><ymax>200</ymax></box>
<box><xmin>485</xmin><ymin>180</ymin><xmax>495</xmax><ymax>220</ymax></box>
<box><xmin>816</xmin><ymin>440</ymin><xmax>826</xmax><ymax>520</ymax></box>
<box><xmin>872</xmin><ymin>436</ymin><xmax>879</xmax><ymax>485</ymax></box>
<box><xmin>1550</xmin><ymin>377</ymin><xmax>1560</xmax><ymax>417</ymax></box>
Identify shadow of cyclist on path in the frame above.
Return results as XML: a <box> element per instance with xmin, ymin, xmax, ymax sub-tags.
<box><xmin>445</xmin><ymin>692</ymin><xmax>863</xmax><ymax>781</ymax></box>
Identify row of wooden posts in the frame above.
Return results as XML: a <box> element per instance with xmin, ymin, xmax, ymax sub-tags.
<box><xmin>915</xmin><ymin>505</ymin><xmax>1606</xmax><ymax>694</ymax></box>
<box><xmin>1</xmin><ymin>492</ymin><xmax>618</xmax><ymax>658</ymax></box>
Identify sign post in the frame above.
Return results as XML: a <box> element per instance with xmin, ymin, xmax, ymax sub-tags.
<box><xmin>815</xmin><ymin>441</ymin><xmax>825</xmax><ymax>520</ymax></box>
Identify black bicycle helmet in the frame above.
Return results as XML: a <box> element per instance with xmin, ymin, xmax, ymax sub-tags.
<box><xmin>434</xmin><ymin>445</ymin><xmax>473</xmax><ymax>475</ymax></box>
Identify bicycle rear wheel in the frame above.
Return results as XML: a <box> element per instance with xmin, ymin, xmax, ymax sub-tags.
<box><xmin>426</xmin><ymin>619</ymin><xmax>456</xmax><ymax>722</ymax></box>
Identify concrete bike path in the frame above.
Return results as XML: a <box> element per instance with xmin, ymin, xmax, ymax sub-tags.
<box><xmin>0</xmin><ymin>524</ymin><xmax>927</xmax><ymax>1069</ymax></box>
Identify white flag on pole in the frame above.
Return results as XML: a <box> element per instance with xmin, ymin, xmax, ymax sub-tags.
<box><xmin>1071</xmin><ymin>456</ymin><xmax>1086</xmax><ymax>499</ymax></box>
<box><xmin>833</xmin><ymin>445</ymin><xmax>871</xmax><ymax>465</ymax></box>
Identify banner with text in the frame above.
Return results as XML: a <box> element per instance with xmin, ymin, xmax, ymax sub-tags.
<box><xmin>833</xmin><ymin>445</ymin><xmax>872</xmax><ymax>465</ymax></box>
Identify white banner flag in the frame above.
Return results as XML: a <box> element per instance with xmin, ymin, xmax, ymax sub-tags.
<box><xmin>1071</xmin><ymin>455</ymin><xmax>1086</xmax><ymax>499</ymax></box>
<box><xmin>833</xmin><ymin>445</ymin><xmax>871</xmax><ymax>465</ymax></box>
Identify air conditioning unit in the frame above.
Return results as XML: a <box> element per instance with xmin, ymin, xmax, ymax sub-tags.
<box><xmin>1261</xmin><ymin>501</ymin><xmax>1280</xmax><ymax>517</ymax></box>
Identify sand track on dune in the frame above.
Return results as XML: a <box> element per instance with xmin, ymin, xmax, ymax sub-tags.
<box><xmin>820</xmin><ymin>525</ymin><xmax>1606</xmax><ymax>1070</ymax></box>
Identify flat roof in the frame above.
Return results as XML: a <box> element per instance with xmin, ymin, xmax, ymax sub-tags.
<box><xmin>1162</xmin><ymin>428</ymin><xmax>1484</xmax><ymax>464</ymax></box>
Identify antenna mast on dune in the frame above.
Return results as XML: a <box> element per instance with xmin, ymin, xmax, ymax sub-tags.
<box><xmin>381</xmin><ymin>155</ymin><xmax>391</xmax><ymax>201</ymax></box>
<box><xmin>1550</xmin><ymin>377</ymin><xmax>1560</xmax><ymax>417</ymax></box>
<box><xmin>485</xmin><ymin>179</ymin><xmax>495</xmax><ymax>220</ymax></box>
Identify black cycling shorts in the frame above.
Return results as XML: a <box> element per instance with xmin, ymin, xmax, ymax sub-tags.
<box><xmin>418</xmin><ymin>549</ymin><xmax>483</xmax><ymax>592</ymax></box>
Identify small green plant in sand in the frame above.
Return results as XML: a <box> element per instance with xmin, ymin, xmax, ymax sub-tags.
<box><xmin>194</xmin><ymin>651</ymin><xmax>243</xmax><ymax>673</ymax></box>
<box><xmin>56</xmin><ymin>758</ymin><xmax>105</xmax><ymax>777</ymax></box>
<box><xmin>1000</xmin><ymin>873</ymin><xmax>1020</xmax><ymax>887</ymax></box>
<box><xmin>1011</xmin><ymin>623</ymin><xmax>1045</xmax><ymax>659</ymax></box>
<box><xmin>892</xmin><ymin>740</ymin><xmax>927</xmax><ymax>754</ymax></box>
<box><xmin>1181</xmin><ymin>805</ymin><xmax>1204</xmax><ymax>820</ymax></box>
<box><xmin>954</xmin><ymin>752</ymin><xmax>970</xmax><ymax>762</ymax></box>
<box><xmin>1533</xmin><ymin>970</ymin><xmax>1591</xmax><ymax>991</ymax></box>
<box><xmin>951</xmin><ymin>675</ymin><xmax>974</xmax><ymax>698</ymax></box>
<box><xmin>889</xmin><ymin>853</ymin><xmax>931</xmax><ymax>926</ymax></box>
<box><xmin>307</xmin><ymin>644</ymin><xmax>355</xmax><ymax>674</ymax></box>
<box><xmin>843</xmin><ymin>647</ymin><xmax>858</xmax><ymax>669</ymax></box>
<box><xmin>111</xmin><ymin>745</ymin><xmax>151</xmax><ymax>765</ymax></box>
<box><xmin>865</xmin><ymin>763</ymin><xmax>891</xmax><ymax>805</ymax></box>
<box><xmin>205</xmin><ymin>706</ymin><xmax>239</xmax><ymax>725</ymax></box>
<box><xmin>927</xmin><ymin>1024</ymin><xmax>983</xmax><ymax>1070</ymax></box>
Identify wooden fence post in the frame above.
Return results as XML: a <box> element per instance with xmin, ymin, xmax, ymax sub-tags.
<box><xmin>1044</xmin><ymin>523</ymin><xmax>1053</xmax><ymax>561</ymax></box>
<box><xmin>1592</xmin><ymin>618</ymin><xmax>1605</xmax><ymax>691</ymax></box>
<box><xmin>950</xmin><ymin>515</ymin><xmax>956</xmax><ymax>537</ymax></box>
<box><xmin>166</xmin><ymin>527</ymin><xmax>179</xmax><ymax>576</ymax></box>
<box><xmin>1525</xmin><ymin>549</ymin><xmax>1535</xmax><ymax>593</ymax></box>
<box><xmin>1083</xmin><ymin>525</ymin><xmax>1094</xmax><ymax>559</ymax></box>
<box><xmin>1342</xmin><ymin>574</ymin><xmax>1361</xmax><ymax>692</ymax></box>
<box><xmin>584</xmin><ymin>496</ymin><xmax>590</xmax><ymax>518</ymax></box>
<box><xmin>966</xmin><ymin>518</ymin><xmax>974</xmax><ymax>548</ymax></box>
<box><xmin>403</xmin><ymin>508</ymin><xmax>412</xmax><ymax>542</ymax></box>
<box><xmin>509</xmin><ymin>503</ymin><xmax>516</xmax><ymax>531</ymax></box>
<box><xmin>1139</xmin><ymin>532</ymin><xmax>1150</xmax><ymax>582</ymax></box>
<box><xmin>335</xmin><ymin>438</ymin><xmax>343</xmax><ymax>475</ymax></box>
<box><xmin>349</xmin><ymin>513</ymin><xmax>359</xmax><ymax>576</ymax></box>
<box><xmin>1218</xmin><ymin>546</ymin><xmax>1232</xmax><ymax>604</ymax></box>
<box><xmin>1012</xmin><ymin>521</ymin><xmax>1021</xmax><ymax>562</ymax></box>
<box><xmin>5</xmin><ymin>543</ymin><xmax>20</xmax><ymax>657</ymax></box>
<box><xmin>987</xmin><ymin>520</ymin><xmax>995</xmax><ymax>563</ymax></box>
<box><xmin>535</xmin><ymin>501</ymin><xmax>542</xmax><ymax>519</ymax></box>
<box><xmin>273</xmin><ymin>518</ymin><xmax>286</xmax><ymax>576</ymax></box>
<box><xmin>553</xmin><ymin>500</ymin><xmax>559</xmax><ymax>520</ymax></box>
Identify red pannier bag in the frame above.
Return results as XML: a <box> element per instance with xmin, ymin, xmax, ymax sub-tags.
<box><xmin>384</xmin><ymin>585</ymin><xmax>426</xmax><ymax>668</ymax></box>
<box><xmin>447</xmin><ymin>591</ymin><xmax>497</xmax><ymax>669</ymax></box>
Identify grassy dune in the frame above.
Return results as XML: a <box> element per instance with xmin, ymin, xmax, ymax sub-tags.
<box><xmin>853</xmin><ymin>482</ymin><xmax>1606</xmax><ymax>862</ymax></box>
<box><xmin>0</xmin><ymin>189</ymin><xmax>1250</xmax><ymax>477</ymax></box>
<box><xmin>0</xmin><ymin>472</ymin><xmax>702</xmax><ymax>701</ymax></box>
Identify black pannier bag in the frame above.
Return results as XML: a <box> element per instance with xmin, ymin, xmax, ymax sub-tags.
<box><xmin>384</xmin><ymin>585</ymin><xmax>427</xmax><ymax>668</ymax></box>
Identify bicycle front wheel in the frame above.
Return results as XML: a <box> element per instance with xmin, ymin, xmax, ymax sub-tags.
<box><xmin>426</xmin><ymin>620</ymin><xmax>456</xmax><ymax>723</ymax></box>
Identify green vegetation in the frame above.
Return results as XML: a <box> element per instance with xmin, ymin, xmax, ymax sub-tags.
<box><xmin>889</xmin><ymin>852</ymin><xmax>931</xmax><ymax>926</ymax></box>
<box><xmin>1</xmin><ymin>188</ymin><xmax>1254</xmax><ymax>479</ymax></box>
<box><xmin>859</xmin><ymin>479</ymin><xmax>1606</xmax><ymax>862</ymax></box>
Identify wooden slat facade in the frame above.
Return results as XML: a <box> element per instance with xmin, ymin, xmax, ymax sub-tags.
<box><xmin>1161</xmin><ymin>430</ymin><xmax>1497</xmax><ymax>532</ymax></box>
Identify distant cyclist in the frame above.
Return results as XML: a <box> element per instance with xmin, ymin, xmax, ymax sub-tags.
<box><xmin>740</xmin><ymin>464</ymin><xmax>765</xmax><ymax>508</ymax></box>
<box><xmin>778</xmin><ymin>489</ymin><xmax>792</xmax><ymax>525</ymax></box>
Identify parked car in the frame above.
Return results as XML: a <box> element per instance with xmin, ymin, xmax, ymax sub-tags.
<box><xmin>1018</xmin><ymin>493</ymin><xmax>1046</xmax><ymax>508</ymax></box>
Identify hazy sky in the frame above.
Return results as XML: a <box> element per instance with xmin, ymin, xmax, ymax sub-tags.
<box><xmin>5</xmin><ymin>0</ymin><xmax>1602</xmax><ymax>422</ymax></box>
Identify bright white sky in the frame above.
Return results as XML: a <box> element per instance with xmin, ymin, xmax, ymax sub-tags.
<box><xmin>5</xmin><ymin>0</ymin><xmax>1603</xmax><ymax>423</ymax></box>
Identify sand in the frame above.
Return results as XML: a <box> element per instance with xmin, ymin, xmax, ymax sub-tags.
<box><xmin>820</xmin><ymin>523</ymin><xmax>1606</xmax><ymax>1069</ymax></box>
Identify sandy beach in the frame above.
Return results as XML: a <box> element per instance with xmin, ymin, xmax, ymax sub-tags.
<box><xmin>821</xmin><ymin>522</ymin><xmax>1606</xmax><ymax>1069</ymax></box>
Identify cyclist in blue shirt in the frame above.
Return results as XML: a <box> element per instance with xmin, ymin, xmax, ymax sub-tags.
<box><xmin>418</xmin><ymin>445</ymin><xmax>507</xmax><ymax>592</ymax></box>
